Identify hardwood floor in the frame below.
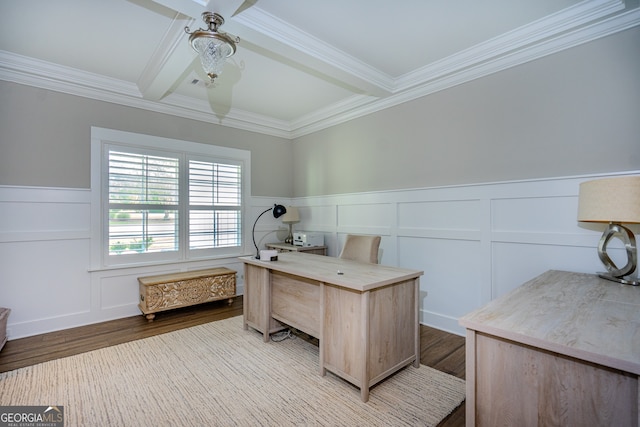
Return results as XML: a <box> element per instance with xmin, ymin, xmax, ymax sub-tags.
<box><xmin>0</xmin><ymin>297</ymin><xmax>466</xmax><ymax>426</ymax></box>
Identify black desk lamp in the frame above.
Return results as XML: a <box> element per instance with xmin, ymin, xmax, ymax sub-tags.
<box><xmin>252</xmin><ymin>204</ymin><xmax>286</xmax><ymax>259</ymax></box>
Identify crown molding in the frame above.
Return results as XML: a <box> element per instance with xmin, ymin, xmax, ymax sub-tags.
<box><xmin>395</xmin><ymin>0</ymin><xmax>625</xmax><ymax>91</ymax></box>
<box><xmin>0</xmin><ymin>1</ymin><xmax>638</xmax><ymax>141</ymax></box>
<box><xmin>0</xmin><ymin>50</ymin><xmax>291</xmax><ymax>139</ymax></box>
<box><xmin>290</xmin><ymin>4</ymin><xmax>640</xmax><ymax>138</ymax></box>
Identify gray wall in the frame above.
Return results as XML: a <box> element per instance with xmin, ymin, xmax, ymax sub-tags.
<box><xmin>0</xmin><ymin>83</ymin><xmax>293</xmax><ymax>197</ymax></box>
<box><xmin>2</xmin><ymin>28</ymin><xmax>639</xmax><ymax>199</ymax></box>
<box><xmin>292</xmin><ymin>27</ymin><xmax>640</xmax><ymax>197</ymax></box>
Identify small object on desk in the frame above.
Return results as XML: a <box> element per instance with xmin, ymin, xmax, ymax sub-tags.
<box><xmin>337</xmin><ymin>270</ymin><xmax>343</xmax><ymax>275</ymax></box>
<box><xmin>293</xmin><ymin>232</ymin><xmax>324</xmax><ymax>247</ymax></box>
<box><xmin>259</xmin><ymin>249</ymin><xmax>279</xmax><ymax>261</ymax></box>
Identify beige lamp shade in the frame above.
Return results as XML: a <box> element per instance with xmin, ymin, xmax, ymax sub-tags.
<box><xmin>281</xmin><ymin>206</ymin><xmax>300</xmax><ymax>224</ymax></box>
<box><xmin>577</xmin><ymin>176</ymin><xmax>640</xmax><ymax>223</ymax></box>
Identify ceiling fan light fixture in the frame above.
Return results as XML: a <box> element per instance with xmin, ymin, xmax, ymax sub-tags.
<box><xmin>185</xmin><ymin>12</ymin><xmax>239</xmax><ymax>82</ymax></box>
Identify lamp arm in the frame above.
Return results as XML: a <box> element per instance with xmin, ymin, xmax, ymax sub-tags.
<box><xmin>252</xmin><ymin>207</ymin><xmax>273</xmax><ymax>259</ymax></box>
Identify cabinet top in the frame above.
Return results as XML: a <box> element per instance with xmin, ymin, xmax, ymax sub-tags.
<box><xmin>266</xmin><ymin>243</ymin><xmax>326</xmax><ymax>250</ymax></box>
<box><xmin>460</xmin><ymin>270</ymin><xmax>640</xmax><ymax>374</ymax></box>
<box><xmin>138</xmin><ymin>267</ymin><xmax>235</xmax><ymax>285</ymax></box>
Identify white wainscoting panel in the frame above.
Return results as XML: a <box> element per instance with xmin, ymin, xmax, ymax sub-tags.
<box><xmin>0</xmin><ymin>239</ymin><xmax>92</xmax><ymax>318</ymax></box>
<box><xmin>294</xmin><ymin>171</ymin><xmax>640</xmax><ymax>336</ymax></box>
<box><xmin>491</xmin><ymin>243</ymin><xmax>597</xmax><ymax>298</ymax></box>
<box><xmin>0</xmin><ymin>186</ymin><xmax>93</xmax><ymax>338</ymax></box>
<box><xmin>400</xmin><ymin>237</ymin><xmax>482</xmax><ymax>333</ymax></box>
<box><xmin>0</xmin><ymin>186</ymin><xmax>275</xmax><ymax>339</ymax></box>
<box><xmin>2</xmin><ymin>172</ymin><xmax>638</xmax><ymax>339</ymax></box>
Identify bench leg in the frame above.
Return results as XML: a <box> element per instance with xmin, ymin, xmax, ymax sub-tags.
<box><xmin>227</xmin><ymin>298</ymin><xmax>234</xmax><ymax>306</ymax></box>
<box><xmin>145</xmin><ymin>313</ymin><xmax>155</xmax><ymax>322</ymax></box>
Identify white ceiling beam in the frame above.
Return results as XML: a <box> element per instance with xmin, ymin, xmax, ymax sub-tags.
<box><xmin>145</xmin><ymin>0</ymin><xmax>392</xmax><ymax>99</ymax></box>
<box><xmin>137</xmin><ymin>13</ymin><xmax>195</xmax><ymax>101</ymax></box>
<box><xmin>225</xmin><ymin>8</ymin><xmax>394</xmax><ymax>96</ymax></box>
<box><xmin>137</xmin><ymin>0</ymin><xmax>394</xmax><ymax>101</ymax></box>
<box><xmin>150</xmin><ymin>0</ymin><xmax>247</xmax><ymax>19</ymax></box>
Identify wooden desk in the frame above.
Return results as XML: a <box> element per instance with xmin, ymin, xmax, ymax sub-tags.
<box><xmin>265</xmin><ymin>242</ymin><xmax>327</xmax><ymax>256</ymax></box>
<box><xmin>240</xmin><ymin>252</ymin><xmax>423</xmax><ymax>402</ymax></box>
<box><xmin>460</xmin><ymin>270</ymin><xmax>640</xmax><ymax>426</ymax></box>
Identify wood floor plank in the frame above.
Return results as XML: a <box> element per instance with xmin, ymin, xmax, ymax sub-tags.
<box><xmin>0</xmin><ymin>296</ymin><xmax>465</xmax><ymax>426</ymax></box>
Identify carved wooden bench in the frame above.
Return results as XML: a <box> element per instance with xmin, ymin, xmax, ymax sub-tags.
<box><xmin>138</xmin><ymin>267</ymin><xmax>236</xmax><ymax>321</ymax></box>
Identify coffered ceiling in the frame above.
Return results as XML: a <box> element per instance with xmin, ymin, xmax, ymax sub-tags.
<box><xmin>0</xmin><ymin>0</ymin><xmax>638</xmax><ymax>138</ymax></box>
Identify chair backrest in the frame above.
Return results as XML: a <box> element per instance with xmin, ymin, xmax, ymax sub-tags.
<box><xmin>339</xmin><ymin>234</ymin><xmax>381</xmax><ymax>264</ymax></box>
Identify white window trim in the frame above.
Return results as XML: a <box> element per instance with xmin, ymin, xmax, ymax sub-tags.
<box><xmin>90</xmin><ymin>127</ymin><xmax>251</xmax><ymax>271</ymax></box>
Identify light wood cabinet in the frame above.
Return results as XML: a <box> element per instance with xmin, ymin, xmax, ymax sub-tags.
<box><xmin>460</xmin><ymin>270</ymin><xmax>640</xmax><ymax>426</ymax></box>
<box><xmin>138</xmin><ymin>268</ymin><xmax>236</xmax><ymax>321</ymax></box>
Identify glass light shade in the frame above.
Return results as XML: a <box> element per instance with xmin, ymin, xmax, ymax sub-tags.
<box><xmin>193</xmin><ymin>37</ymin><xmax>232</xmax><ymax>80</ymax></box>
<box><xmin>281</xmin><ymin>206</ymin><xmax>300</xmax><ymax>224</ymax></box>
<box><xmin>185</xmin><ymin>12</ymin><xmax>238</xmax><ymax>82</ymax></box>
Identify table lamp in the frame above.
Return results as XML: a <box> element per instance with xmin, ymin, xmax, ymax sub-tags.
<box><xmin>577</xmin><ymin>176</ymin><xmax>640</xmax><ymax>285</ymax></box>
<box><xmin>281</xmin><ymin>206</ymin><xmax>300</xmax><ymax>244</ymax></box>
<box><xmin>252</xmin><ymin>204</ymin><xmax>286</xmax><ymax>259</ymax></box>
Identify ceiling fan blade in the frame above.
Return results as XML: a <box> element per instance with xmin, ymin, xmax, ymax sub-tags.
<box><xmin>231</xmin><ymin>0</ymin><xmax>258</xmax><ymax>17</ymax></box>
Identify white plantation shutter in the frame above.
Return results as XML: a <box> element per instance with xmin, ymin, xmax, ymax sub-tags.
<box><xmin>188</xmin><ymin>159</ymin><xmax>242</xmax><ymax>250</ymax></box>
<box><xmin>91</xmin><ymin>128</ymin><xmax>250</xmax><ymax>269</ymax></box>
<box><xmin>103</xmin><ymin>142</ymin><xmax>244</xmax><ymax>265</ymax></box>
<box><xmin>107</xmin><ymin>150</ymin><xmax>180</xmax><ymax>255</ymax></box>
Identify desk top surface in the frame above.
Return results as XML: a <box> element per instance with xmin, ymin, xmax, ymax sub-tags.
<box><xmin>239</xmin><ymin>252</ymin><xmax>422</xmax><ymax>292</ymax></box>
<box><xmin>460</xmin><ymin>270</ymin><xmax>640</xmax><ymax>374</ymax></box>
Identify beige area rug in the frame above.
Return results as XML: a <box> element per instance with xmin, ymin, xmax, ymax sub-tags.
<box><xmin>0</xmin><ymin>316</ymin><xmax>465</xmax><ymax>426</ymax></box>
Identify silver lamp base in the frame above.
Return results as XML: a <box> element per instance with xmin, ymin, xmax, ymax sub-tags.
<box><xmin>284</xmin><ymin>223</ymin><xmax>294</xmax><ymax>245</ymax></box>
<box><xmin>597</xmin><ymin>222</ymin><xmax>638</xmax><ymax>286</ymax></box>
<box><xmin>597</xmin><ymin>272</ymin><xmax>639</xmax><ymax>286</ymax></box>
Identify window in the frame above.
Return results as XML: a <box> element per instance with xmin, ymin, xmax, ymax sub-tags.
<box><xmin>108</xmin><ymin>149</ymin><xmax>180</xmax><ymax>256</ymax></box>
<box><xmin>91</xmin><ymin>128</ymin><xmax>250</xmax><ymax>269</ymax></box>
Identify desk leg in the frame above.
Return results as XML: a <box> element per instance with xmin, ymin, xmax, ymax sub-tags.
<box><xmin>360</xmin><ymin>290</ymin><xmax>371</xmax><ymax>402</ymax></box>
<box><xmin>319</xmin><ymin>282</ymin><xmax>326</xmax><ymax>377</ymax></box>
<box><xmin>243</xmin><ymin>264</ymin><xmax>275</xmax><ymax>341</ymax></box>
<box><xmin>242</xmin><ymin>265</ymin><xmax>249</xmax><ymax>331</ymax></box>
<box><xmin>263</xmin><ymin>270</ymin><xmax>271</xmax><ymax>342</ymax></box>
<box><xmin>465</xmin><ymin>329</ymin><xmax>477</xmax><ymax>427</ymax></box>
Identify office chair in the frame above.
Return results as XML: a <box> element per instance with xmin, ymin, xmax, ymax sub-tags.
<box><xmin>339</xmin><ymin>234</ymin><xmax>381</xmax><ymax>264</ymax></box>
